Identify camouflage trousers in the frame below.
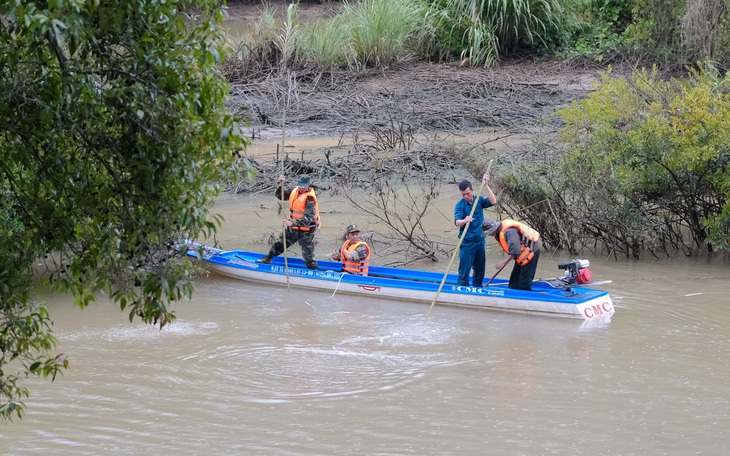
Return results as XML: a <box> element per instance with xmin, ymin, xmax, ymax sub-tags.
<box><xmin>268</xmin><ymin>227</ymin><xmax>318</xmax><ymax>269</ymax></box>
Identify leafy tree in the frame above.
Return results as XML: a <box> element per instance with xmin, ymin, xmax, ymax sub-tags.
<box><xmin>0</xmin><ymin>0</ymin><xmax>244</xmax><ymax>420</ymax></box>
<box><xmin>507</xmin><ymin>65</ymin><xmax>730</xmax><ymax>257</ymax></box>
<box><xmin>584</xmin><ymin>68</ymin><xmax>725</xmax><ymax>248</ymax></box>
<box><xmin>621</xmin><ymin>0</ymin><xmax>729</xmax><ymax>65</ymax></box>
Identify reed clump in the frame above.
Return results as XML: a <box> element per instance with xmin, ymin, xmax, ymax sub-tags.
<box><xmin>222</xmin><ymin>0</ymin><xmax>430</xmax><ymax>81</ymax></box>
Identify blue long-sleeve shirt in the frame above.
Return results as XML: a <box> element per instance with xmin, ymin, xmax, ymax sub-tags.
<box><xmin>454</xmin><ymin>196</ymin><xmax>493</xmax><ymax>243</ymax></box>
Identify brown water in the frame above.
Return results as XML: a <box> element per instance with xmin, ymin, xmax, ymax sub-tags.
<box><xmin>2</xmin><ymin>186</ymin><xmax>729</xmax><ymax>455</ymax></box>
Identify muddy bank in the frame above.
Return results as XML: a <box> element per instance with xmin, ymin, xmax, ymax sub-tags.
<box><xmin>223</xmin><ymin>59</ymin><xmax>607</xmax><ymax>198</ymax></box>
<box><xmin>227</xmin><ymin>60</ymin><xmax>603</xmax><ymax>141</ymax></box>
<box><xmin>221</xmin><ymin>0</ymin><xmax>617</xmax><ymax>141</ymax></box>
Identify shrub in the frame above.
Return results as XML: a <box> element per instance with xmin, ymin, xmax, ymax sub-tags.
<box><xmin>500</xmin><ymin>65</ymin><xmax>730</xmax><ymax>256</ymax></box>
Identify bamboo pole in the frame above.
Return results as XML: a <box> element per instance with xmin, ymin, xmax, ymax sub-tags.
<box><xmin>281</xmin><ymin>71</ymin><xmax>291</xmax><ymax>290</ymax></box>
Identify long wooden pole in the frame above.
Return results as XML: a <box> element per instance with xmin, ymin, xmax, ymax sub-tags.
<box><xmin>281</xmin><ymin>71</ymin><xmax>291</xmax><ymax>290</ymax></box>
<box><xmin>483</xmin><ymin>262</ymin><xmax>507</xmax><ymax>288</ymax></box>
<box><xmin>426</xmin><ymin>160</ymin><xmax>493</xmax><ymax>321</ymax></box>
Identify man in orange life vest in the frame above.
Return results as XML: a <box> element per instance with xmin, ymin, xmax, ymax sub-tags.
<box><xmin>257</xmin><ymin>174</ymin><xmax>320</xmax><ymax>269</ymax></box>
<box><xmin>331</xmin><ymin>224</ymin><xmax>371</xmax><ymax>276</ymax></box>
<box><xmin>482</xmin><ymin>219</ymin><xmax>542</xmax><ymax>291</ymax></box>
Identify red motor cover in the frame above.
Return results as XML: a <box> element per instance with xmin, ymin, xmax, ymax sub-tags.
<box><xmin>577</xmin><ymin>268</ymin><xmax>592</xmax><ymax>284</ymax></box>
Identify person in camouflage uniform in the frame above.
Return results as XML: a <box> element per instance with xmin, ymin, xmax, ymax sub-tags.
<box><xmin>257</xmin><ymin>174</ymin><xmax>320</xmax><ymax>269</ymax></box>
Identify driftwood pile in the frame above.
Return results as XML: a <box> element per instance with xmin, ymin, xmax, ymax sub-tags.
<box><xmin>225</xmin><ymin>61</ymin><xmax>594</xmax><ymax>140</ymax></box>
<box><xmin>227</xmin><ymin>143</ymin><xmax>464</xmax><ymax>195</ymax></box>
<box><xmin>225</xmin><ymin>62</ymin><xmax>596</xmax><ymax>194</ymax></box>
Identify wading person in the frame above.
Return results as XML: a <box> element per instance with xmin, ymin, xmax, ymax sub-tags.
<box><xmin>257</xmin><ymin>174</ymin><xmax>320</xmax><ymax>269</ymax></box>
<box><xmin>331</xmin><ymin>224</ymin><xmax>371</xmax><ymax>276</ymax></box>
<box><xmin>454</xmin><ymin>173</ymin><xmax>496</xmax><ymax>287</ymax></box>
<box><xmin>482</xmin><ymin>219</ymin><xmax>542</xmax><ymax>291</ymax></box>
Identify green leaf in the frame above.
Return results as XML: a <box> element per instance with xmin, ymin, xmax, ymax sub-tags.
<box><xmin>0</xmin><ymin>0</ymin><xmax>249</xmax><ymax>420</ymax></box>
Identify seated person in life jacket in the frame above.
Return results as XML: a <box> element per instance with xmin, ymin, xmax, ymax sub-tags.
<box><xmin>482</xmin><ymin>218</ymin><xmax>542</xmax><ymax>291</ymax></box>
<box><xmin>331</xmin><ymin>225</ymin><xmax>371</xmax><ymax>276</ymax></box>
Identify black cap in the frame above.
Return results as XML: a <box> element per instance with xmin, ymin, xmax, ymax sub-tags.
<box><xmin>482</xmin><ymin>219</ymin><xmax>501</xmax><ymax>236</ymax></box>
<box><xmin>298</xmin><ymin>174</ymin><xmax>311</xmax><ymax>188</ymax></box>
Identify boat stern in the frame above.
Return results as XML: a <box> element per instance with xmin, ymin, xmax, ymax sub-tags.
<box><xmin>576</xmin><ymin>294</ymin><xmax>615</xmax><ymax>320</ymax></box>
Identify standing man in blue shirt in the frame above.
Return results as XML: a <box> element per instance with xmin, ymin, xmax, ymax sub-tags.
<box><xmin>454</xmin><ymin>173</ymin><xmax>497</xmax><ymax>287</ymax></box>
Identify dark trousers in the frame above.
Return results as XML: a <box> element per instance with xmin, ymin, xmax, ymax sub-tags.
<box><xmin>509</xmin><ymin>248</ymin><xmax>540</xmax><ymax>291</ymax></box>
<box><xmin>457</xmin><ymin>240</ymin><xmax>486</xmax><ymax>287</ymax></box>
<box><xmin>269</xmin><ymin>228</ymin><xmax>317</xmax><ymax>268</ymax></box>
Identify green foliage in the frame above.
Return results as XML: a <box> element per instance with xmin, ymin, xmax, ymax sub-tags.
<box><xmin>620</xmin><ymin>0</ymin><xmax>730</xmax><ymax>65</ymax></box>
<box><xmin>226</xmin><ymin>0</ymin><xmax>431</xmax><ymax>73</ymax></box>
<box><xmin>0</xmin><ymin>0</ymin><xmax>245</xmax><ymax>420</ymax></box>
<box><xmin>423</xmin><ymin>0</ymin><xmax>565</xmax><ymax>66</ymax></box>
<box><xmin>551</xmin><ymin>66</ymin><xmax>730</xmax><ymax>254</ymax></box>
<box><xmin>621</xmin><ymin>0</ymin><xmax>684</xmax><ymax>60</ymax></box>
<box><xmin>500</xmin><ymin>65</ymin><xmax>730</xmax><ymax>257</ymax></box>
<box><xmin>296</xmin><ymin>16</ymin><xmax>353</xmax><ymax>69</ymax></box>
<box><xmin>340</xmin><ymin>0</ymin><xmax>428</xmax><ymax>68</ymax></box>
<box><xmin>555</xmin><ymin>0</ymin><xmax>630</xmax><ymax>61</ymax></box>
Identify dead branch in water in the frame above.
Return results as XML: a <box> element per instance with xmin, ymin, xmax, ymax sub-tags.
<box><xmin>227</xmin><ymin>141</ymin><xmax>463</xmax><ymax>195</ymax></box>
<box><xmin>341</xmin><ymin>175</ymin><xmax>446</xmax><ymax>265</ymax></box>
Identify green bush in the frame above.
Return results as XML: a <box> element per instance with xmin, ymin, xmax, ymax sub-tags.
<box><xmin>499</xmin><ymin>65</ymin><xmax>730</xmax><ymax>257</ymax></box>
<box><xmin>423</xmin><ymin>0</ymin><xmax>566</xmax><ymax>66</ymax></box>
<box><xmin>553</xmin><ymin>66</ymin><xmax>730</xmax><ymax>254</ymax></box>
<box><xmin>555</xmin><ymin>0</ymin><xmax>630</xmax><ymax>61</ymax></box>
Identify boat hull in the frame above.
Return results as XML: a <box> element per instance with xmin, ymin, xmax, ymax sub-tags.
<box><xmin>186</xmin><ymin>243</ymin><xmax>614</xmax><ymax>321</ymax></box>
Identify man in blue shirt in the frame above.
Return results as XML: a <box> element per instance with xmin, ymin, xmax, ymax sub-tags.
<box><xmin>453</xmin><ymin>173</ymin><xmax>497</xmax><ymax>287</ymax></box>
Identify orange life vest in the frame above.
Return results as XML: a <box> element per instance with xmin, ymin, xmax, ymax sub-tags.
<box><xmin>497</xmin><ymin>220</ymin><xmax>541</xmax><ymax>266</ymax></box>
<box><xmin>288</xmin><ymin>187</ymin><xmax>320</xmax><ymax>231</ymax></box>
<box><xmin>340</xmin><ymin>240</ymin><xmax>371</xmax><ymax>276</ymax></box>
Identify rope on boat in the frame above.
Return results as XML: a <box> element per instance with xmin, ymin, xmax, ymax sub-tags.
<box><xmin>330</xmin><ymin>271</ymin><xmax>346</xmax><ymax>297</ymax></box>
<box><xmin>305</xmin><ymin>272</ymin><xmax>346</xmax><ymax>307</ymax></box>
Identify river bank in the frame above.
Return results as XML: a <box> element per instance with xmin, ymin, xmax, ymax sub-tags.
<box><xmin>222</xmin><ymin>1</ymin><xmax>613</xmax><ymax>142</ymax></box>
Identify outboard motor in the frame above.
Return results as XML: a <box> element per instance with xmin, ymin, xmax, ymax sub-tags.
<box><xmin>557</xmin><ymin>259</ymin><xmax>592</xmax><ymax>286</ymax></box>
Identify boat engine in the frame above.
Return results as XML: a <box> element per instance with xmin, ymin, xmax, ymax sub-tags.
<box><xmin>557</xmin><ymin>259</ymin><xmax>592</xmax><ymax>285</ymax></box>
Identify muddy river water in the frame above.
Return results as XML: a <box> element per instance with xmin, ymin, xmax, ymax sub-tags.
<box><xmin>2</xmin><ymin>133</ymin><xmax>730</xmax><ymax>455</ymax></box>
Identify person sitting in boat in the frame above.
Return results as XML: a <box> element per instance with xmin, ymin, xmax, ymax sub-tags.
<box><xmin>257</xmin><ymin>174</ymin><xmax>320</xmax><ymax>269</ymax></box>
<box><xmin>331</xmin><ymin>224</ymin><xmax>371</xmax><ymax>276</ymax></box>
<box><xmin>454</xmin><ymin>173</ymin><xmax>497</xmax><ymax>288</ymax></box>
<box><xmin>482</xmin><ymin>218</ymin><xmax>541</xmax><ymax>291</ymax></box>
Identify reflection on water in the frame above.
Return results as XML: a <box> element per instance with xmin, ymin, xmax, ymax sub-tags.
<box><xmin>3</xmin><ymin>176</ymin><xmax>730</xmax><ymax>455</ymax></box>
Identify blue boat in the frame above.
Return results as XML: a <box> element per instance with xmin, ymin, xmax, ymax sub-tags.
<box><xmin>184</xmin><ymin>241</ymin><xmax>614</xmax><ymax>321</ymax></box>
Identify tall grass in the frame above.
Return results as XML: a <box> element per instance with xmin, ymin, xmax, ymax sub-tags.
<box><xmin>296</xmin><ymin>16</ymin><xmax>353</xmax><ymax>69</ymax></box>
<box><xmin>223</xmin><ymin>0</ymin><xmax>570</xmax><ymax>75</ymax></box>
<box><xmin>680</xmin><ymin>0</ymin><xmax>728</xmax><ymax>64</ymax></box>
<box><xmin>339</xmin><ymin>0</ymin><xmax>428</xmax><ymax>68</ymax></box>
<box><xmin>274</xmin><ymin>2</ymin><xmax>301</xmax><ymax>72</ymax></box>
<box><xmin>221</xmin><ymin>4</ymin><xmax>299</xmax><ymax>80</ymax></box>
<box><xmin>426</xmin><ymin>0</ymin><xmax>565</xmax><ymax>66</ymax></box>
<box><xmin>224</xmin><ymin>0</ymin><xmax>429</xmax><ymax>76</ymax></box>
